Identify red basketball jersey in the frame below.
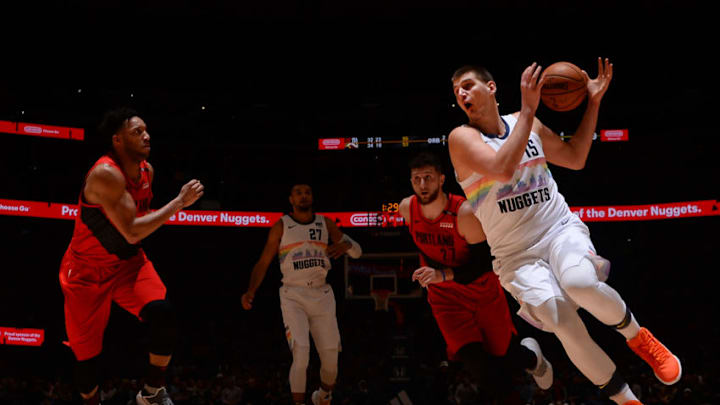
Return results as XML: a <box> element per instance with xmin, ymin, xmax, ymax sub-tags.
<box><xmin>408</xmin><ymin>193</ymin><xmax>470</xmax><ymax>268</ymax></box>
<box><xmin>67</xmin><ymin>154</ymin><xmax>153</xmax><ymax>267</ymax></box>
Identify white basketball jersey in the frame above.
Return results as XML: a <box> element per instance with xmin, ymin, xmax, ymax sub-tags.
<box><xmin>457</xmin><ymin>114</ymin><xmax>571</xmax><ymax>259</ymax></box>
<box><xmin>278</xmin><ymin>214</ymin><xmax>331</xmax><ymax>288</ymax></box>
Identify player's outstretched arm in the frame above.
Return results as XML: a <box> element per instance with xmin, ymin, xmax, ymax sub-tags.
<box><xmin>450</xmin><ymin>63</ymin><xmax>545</xmax><ymax>181</ymax></box>
<box><xmin>325</xmin><ymin>216</ymin><xmax>362</xmax><ymax>259</ymax></box>
<box><xmin>84</xmin><ymin>164</ymin><xmax>203</xmax><ymax>244</ymax></box>
<box><xmin>540</xmin><ymin>57</ymin><xmax>613</xmax><ymax>170</ymax></box>
<box><xmin>242</xmin><ymin>219</ymin><xmax>283</xmax><ymax>310</ymax></box>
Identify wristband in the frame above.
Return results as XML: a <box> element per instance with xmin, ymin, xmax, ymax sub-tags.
<box><xmin>340</xmin><ymin>233</ymin><xmax>362</xmax><ymax>258</ymax></box>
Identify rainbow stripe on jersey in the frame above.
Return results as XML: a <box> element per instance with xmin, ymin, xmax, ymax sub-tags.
<box><xmin>278</xmin><ymin>241</ymin><xmax>328</xmax><ymax>263</ymax></box>
<box><xmin>462</xmin><ymin>177</ymin><xmax>496</xmax><ymax>211</ymax></box>
<box><xmin>462</xmin><ymin>157</ymin><xmax>552</xmax><ymax>210</ymax></box>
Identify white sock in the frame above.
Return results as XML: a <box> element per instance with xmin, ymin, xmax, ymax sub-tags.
<box><xmin>609</xmin><ymin>383</ymin><xmax>639</xmax><ymax>404</ymax></box>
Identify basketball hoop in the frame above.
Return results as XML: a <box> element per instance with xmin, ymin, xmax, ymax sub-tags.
<box><xmin>370</xmin><ymin>289</ymin><xmax>392</xmax><ymax>312</ymax></box>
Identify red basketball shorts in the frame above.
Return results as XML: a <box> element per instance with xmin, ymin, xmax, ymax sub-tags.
<box><xmin>59</xmin><ymin>249</ymin><xmax>167</xmax><ymax>361</ymax></box>
<box><xmin>427</xmin><ymin>271</ymin><xmax>516</xmax><ymax>360</ymax></box>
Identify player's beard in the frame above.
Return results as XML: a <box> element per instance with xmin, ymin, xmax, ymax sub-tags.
<box><xmin>417</xmin><ymin>188</ymin><xmax>440</xmax><ymax>205</ymax></box>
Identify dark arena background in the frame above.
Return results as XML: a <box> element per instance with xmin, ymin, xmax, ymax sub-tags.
<box><xmin>1</xmin><ymin>1</ymin><xmax>718</xmax><ymax>404</ymax></box>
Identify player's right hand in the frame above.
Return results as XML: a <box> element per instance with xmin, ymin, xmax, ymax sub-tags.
<box><xmin>241</xmin><ymin>291</ymin><xmax>254</xmax><ymax>310</ymax></box>
<box><xmin>520</xmin><ymin>62</ymin><xmax>545</xmax><ymax>114</ymax></box>
<box><xmin>178</xmin><ymin>179</ymin><xmax>204</xmax><ymax>208</ymax></box>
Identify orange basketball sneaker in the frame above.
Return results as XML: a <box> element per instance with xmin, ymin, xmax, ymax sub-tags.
<box><xmin>627</xmin><ymin>327</ymin><xmax>682</xmax><ymax>385</ymax></box>
<box><xmin>623</xmin><ymin>401</ymin><xmax>643</xmax><ymax>405</ymax></box>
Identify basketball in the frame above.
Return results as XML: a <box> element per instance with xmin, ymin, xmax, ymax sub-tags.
<box><xmin>540</xmin><ymin>61</ymin><xmax>587</xmax><ymax>112</ymax></box>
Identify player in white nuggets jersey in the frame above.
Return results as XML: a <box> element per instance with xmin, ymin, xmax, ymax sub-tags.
<box><xmin>242</xmin><ymin>184</ymin><xmax>362</xmax><ymax>405</ymax></box>
<box><xmin>448</xmin><ymin>60</ymin><xmax>680</xmax><ymax>405</ymax></box>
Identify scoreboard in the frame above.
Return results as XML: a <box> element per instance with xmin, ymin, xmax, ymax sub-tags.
<box><xmin>318</xmin><ymin>129</ymin><xmax>629</xmax><ymax>150</ymax></box>
<box><xmin>318</xmin><ymin>135</ymin><xmax>447</xmax><ymax>150</ymax></box>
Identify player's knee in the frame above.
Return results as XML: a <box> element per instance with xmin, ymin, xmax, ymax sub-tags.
<box><xmin>140</xmin><ymin>299</ymin><xmax>175</xmax><ymax>326</ymax></box>
<box><xmin>456</xmin><ymin>343</ymin><xmax>494</xmax><ymax>378</ymax></box>
<box><xmin>140</xmin><ymin>300</ymin><xmax>177</xmax><ymax>355</ymax></box>
<box><xmin>559</xmin><ymin>259</ymin><xmax>599</xmax><ymax>301</ymax></box>
<box><xmin>456</xmin><ymin>341</ymin><xmax>485</xmax><ymax>365</ymax></box>
<box><xmin>74</xmin><ymin>356</ymin><xmax>100</xmax><ymax>395</ymax></box>
<box><xmin>317</xmin><ymin>347</ymin><xmax>338</xmax><ymax>367</ymax></box>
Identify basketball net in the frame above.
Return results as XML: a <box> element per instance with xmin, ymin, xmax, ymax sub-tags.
<box><xmin>370</xmin><ymin>289</ymin><xmax>392</xmax><ymax>312</ymax></box>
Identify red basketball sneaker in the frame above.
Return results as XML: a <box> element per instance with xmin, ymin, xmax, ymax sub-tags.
<box><xmin>627</xmin><ymin>327</ymin><xmax>681</xmax><ymax>385</ymax></box>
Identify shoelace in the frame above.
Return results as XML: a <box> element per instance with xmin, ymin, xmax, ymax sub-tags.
<box><xmin>638</xmin><ymin>335</ymin><xmax>669</xmax><ymax>365</ymax></box>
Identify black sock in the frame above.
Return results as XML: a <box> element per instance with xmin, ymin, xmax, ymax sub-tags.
<box><xmin>506</xmin><ymin>339</ymin><xmax>539</xmax><ymax>371</ymax></box>
<box><xmin>145</xmin><ymin>364</ymin><xmax>168</xmax><ymax>391</ymax></box>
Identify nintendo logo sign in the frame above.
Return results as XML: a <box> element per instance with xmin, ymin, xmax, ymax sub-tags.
<box><xmin>0</xmin><ymin>120</ymin><xmax>85</xmax><ymax>140</ymax></box>
<box><xmin>22</xmin><ymin>125</ymin><xmax>44</xmax><ymax>134</ymax></box>
<box><xmin>600</xmin><ymin>129</ymin><xmax>629</xmax><ymax>142</ymax></box>
<box><xmin>318</xmin><ymin>138</ymin><xmax>346</xmax><ymax>150</ymax></box>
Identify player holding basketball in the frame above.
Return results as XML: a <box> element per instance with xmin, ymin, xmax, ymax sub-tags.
<box><xmin>241</xmin><ymin>183</ymin><xmax>362</xmax><ymax>405</ymax></box>
<box><xmin>59</xmin><ymin>107</ymin><xmax>204</xmax><ymax>405</ymax></box>
<box><xmin>399</xmin><ymin>152</ymin><xmax>552</xmax><ymax>400</ymax></box>
<box><xmin>447</xmin><ymin>59</ymin><xmax>681</xmax><ymax>405</ymax></box>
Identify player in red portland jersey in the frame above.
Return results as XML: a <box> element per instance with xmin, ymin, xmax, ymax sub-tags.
<box><xmin>399</xmin><ymin>152</ymin><xmax>552</xmax><ymax>399</ymax></box>
<box><xmin>59</xmin><ymin>107</ymin><xmax>204</xmax><ymax>405</ymax></box>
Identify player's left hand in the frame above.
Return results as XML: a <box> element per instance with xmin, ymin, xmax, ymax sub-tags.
<box><xmin>326</xmin><ymin>241</ymin><xmax>351</xmax><ymax>259</ymax></box>
<box><xmin>177</xmin><ymin>179</ymin><xmax>205</xmax><ymax>208</ymax></box>
<box><xmin>241</xmin><ymin>291</ymin><xmax>254</xmax><ymax>310</ymax></box>
<box><xmin>583</xmin><ymin>57</ymin><xmax>613</xmax><ymax>104</ymax></box>
<box><xmin>412</xmin><ymin>266</ymin><xmax>445</xmax><ymax>288</ymax></box>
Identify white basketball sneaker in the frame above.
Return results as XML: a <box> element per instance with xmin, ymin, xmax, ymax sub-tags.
<box><xmin>521</xmin><ymin>337</ymin><xmax>553</xmax><ymax>390</ymax></box>
<box><xmin>136</xmin><ymin>386</ymin><xmax>174</xmax><ymax>405</ymax></box>
<box><xmin>311</xmin><ymin>389</ymin><xmax>332</xmax><ymax>405</ymax></box>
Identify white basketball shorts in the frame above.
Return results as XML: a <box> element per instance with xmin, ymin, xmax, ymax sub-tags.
<box><xmin>279</xmin><ymin>284</ymin><xmax>342</xmax><ymax>351</ymax></box>
<box><xmin>492</xmin><ymin>214</ymin><xmax>611</xmax><ymax>331</ymax></box>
